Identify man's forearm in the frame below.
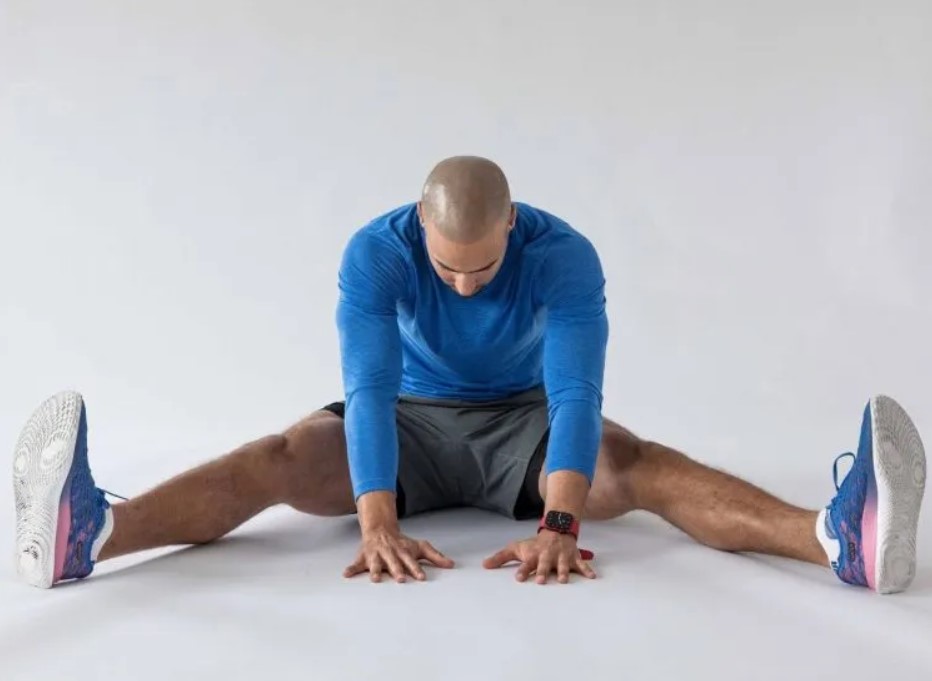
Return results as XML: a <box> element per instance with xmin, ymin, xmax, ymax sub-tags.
<box><xmin>541</xmin><ymin>399</ymin><xmax>602</xmax><ymax>522</ymax></box>
<box><xmin>544</xmin><ymin>469</ymin><xmax>591</xmax><ymax>519</ymax></box>
<box><xmin>343</xmin><ymin>387</ymin><xmax>400</xmax><ymax>499</ymax></box>
<box><xmin>544</xmin><ymin>397</ymin><xmax>602</xmax><ymax>484</ymax></box>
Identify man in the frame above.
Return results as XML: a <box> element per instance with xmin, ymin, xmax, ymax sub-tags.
<box><xmin>12</xmin><ymin>156</ymin><xmax>927</xmax><ymax>592</ymax></box>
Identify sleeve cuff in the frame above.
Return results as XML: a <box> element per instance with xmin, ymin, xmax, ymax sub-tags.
<box><xmin>352</xmin><ymin>477</ymin><xmax>399</xmax><ymax>501</ymax></box>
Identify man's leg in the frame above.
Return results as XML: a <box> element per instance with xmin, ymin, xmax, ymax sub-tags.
<box><xmin>100</xmin><ymin>411</ymin><xmax>356</xmax><ymax>560</ymax></box>
<box><xmin>542</xmin><ymin>395</ymin><xmax>927</xmax><ymax>593</ymax></box>
<box><xmin>14</xmin><ymin>390</ymin><xmax>356</xmax><ymax>587</ymax></box>
<box><xmin>541</xmin><ymin>419</ymin><xmax>826</xmax><ymax>565</ymax></box>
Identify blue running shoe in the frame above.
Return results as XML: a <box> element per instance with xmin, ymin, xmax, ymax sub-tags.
<box><xmin>818</xmin><ymin>395</ymin><xmax>926</xmax><ymax>593</ymax></box>
<box><xmin>13</xmin><ymin>391</ymin><xmax>115</xmax><ymax>588</ymax></box>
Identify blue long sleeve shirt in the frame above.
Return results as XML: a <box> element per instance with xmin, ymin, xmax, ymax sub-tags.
<box><xmin>336</xmin><ymin>202</ymin><xmax>608</xmax><ymax>500</ymax></box>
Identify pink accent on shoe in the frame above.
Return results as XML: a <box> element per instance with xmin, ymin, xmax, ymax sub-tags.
<box><xmin>862</xmin><ymin>479</ymin><xmax>879</xmax><ymax>590</ymax></box>
<box><xmin>53</xmin><ymin>472</ymin><xmax>74</xmax><ymax>583</ymax></box>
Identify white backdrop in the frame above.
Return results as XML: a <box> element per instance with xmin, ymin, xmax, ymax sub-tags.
<box><xmin>1</xmin><ymin>2</ymin><xmax>931</xmax><ymax>680</ymax></box>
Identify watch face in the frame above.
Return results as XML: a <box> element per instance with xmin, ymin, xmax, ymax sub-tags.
<box><xmin>546</xmin><ymin>510</ymin><xmax>574</xmax><ymax>532</ymax></box>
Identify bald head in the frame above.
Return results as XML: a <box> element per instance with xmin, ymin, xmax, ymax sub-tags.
<box><xmin>419</xmin><ymin>156</ymin><xmax>512</xmax><ymax>243</ymax></box>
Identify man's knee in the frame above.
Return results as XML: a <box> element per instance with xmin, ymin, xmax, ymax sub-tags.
<box><xmin>248</xmin><ymin>413</ymin><xmax>340</xmax><ymax>466</ymax></box>
<box><xmin>574</xmin><ymin>426</ymin><xmax>636</xmax><ymax>519</ymax></box>
<box><xmin>600</xmin><ymin>425</ymin><xmax>642</xmax><ymax>468</ymax></box>
<box><xmin>268</xmin><ymin>414</ymin><xmax>354</xmax><ymax>515</ymax></box>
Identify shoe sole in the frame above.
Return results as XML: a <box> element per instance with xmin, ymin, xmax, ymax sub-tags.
<box><xmin>12</xmin><ymin>391</ymin><xmax>84</xmax><ymax>589</ymax></box>
<box><xmin>872</xmin><ymin>394</ymin><xmax>927</xmax><ymax>594</ymax></box>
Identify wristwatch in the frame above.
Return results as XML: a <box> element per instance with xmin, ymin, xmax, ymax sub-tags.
<box><xmin>538</xmin><ymin>510</ymin><xmax>580</xmax><ymax>539</ymax></box>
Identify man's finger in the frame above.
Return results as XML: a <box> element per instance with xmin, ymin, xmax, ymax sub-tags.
<box><xmin>369</xmin><ymin>555</ymin><xmax>384</xmax><ymax>583</ymax></box>
<box><xmin>399</xmin><ymin>549</ymin><xmax>426</xmax><ymax>581</ymax></box>
<box><xmin>576</xmin><ymin>558</ymin><xmax>597</xmax><ymax>579</ymax></box>
<box><xmin>557</xmin><ymin>553</ymin><xmax>571</xmax><ymax>584</ymax></box>
<box><xmin>483</xmin><ymin>545</ymin><xmax>518</xmax><ymax>569</ymax></box>
<box><xmin>515</xmin><ymin>559</ymin><xmax>534</xmax><ymax>583</ymax></box>
<box><xmin>420</xmin><ymin>541</ymin><xmax>455</xmax><ymax>569</ymax></box>
<box><xmin>382</xmin><ymin>549</ymin><xmax>407</xmax><ymax>583</ymax></box>
<box><xmin>343</xmin><ymin>557</ymin><xmax>367</xmax><ymax>579</ymax></box>
<box><xmin>536</xmin><ymin>553</ymin><xmax>554</xmax><ymax>585</ymax></box>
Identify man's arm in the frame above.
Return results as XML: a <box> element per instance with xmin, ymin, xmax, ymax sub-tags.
<box><xmin>540</xmin><ymin>233</ymin><xmax>609</xmax><ymax>519</ymax></box>
<box><xmin>336</xmin><ymin>227</ymin><xmax>456</xmax><ymax>582</ymax></box>
<box><xmin>335</xmin><ymin>229</ymin><xmax>406</xmax><ymax>521</ymax></box>
<box><xmin>482</xmin><ymin>231</ymin><xmax>607</xmax><ymax>584</ymax></box>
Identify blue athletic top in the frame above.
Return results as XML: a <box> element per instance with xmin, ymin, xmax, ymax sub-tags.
<box><xmin>335</xmin><ymin>202</ymin><xmax>608</xmax><ymax>500</ymax></box>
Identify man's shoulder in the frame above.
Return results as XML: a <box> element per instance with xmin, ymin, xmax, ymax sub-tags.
<box><xmin>516</xmin><ymin>202</ymin><xmax>596</xmax><ymax>259</ymax></box>
<box><xmin>341</xmin><ymin>203</ymin><xmax>418</xmax><ymax>264</ymax></box>
<box><xmin>354</xmin><ymin>203</ymin><xmax>419</xmax><ymax>244</ymax></box>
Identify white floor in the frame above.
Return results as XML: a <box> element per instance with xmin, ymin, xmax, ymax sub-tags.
<box><xmin>2</xmin><ymin>473</ymin><xmax>930</xmax><ymax>681</ymax></box>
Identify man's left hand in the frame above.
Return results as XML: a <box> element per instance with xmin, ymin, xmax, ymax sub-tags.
<box><xmin>483</xmin><ymin>531</ymin><xmax>597</xmax><ymax>584</ymax></box>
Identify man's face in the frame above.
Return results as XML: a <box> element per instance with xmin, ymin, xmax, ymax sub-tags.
<box><xmin>419</xmin><ymin>204</ymin><xmax>515</xmax><ymax>298</ymax></box>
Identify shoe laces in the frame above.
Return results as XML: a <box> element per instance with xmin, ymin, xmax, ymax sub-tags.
<box><xmin>832</xmin><ymin>452</ymin><xmax>856</xmax><ymax>491</ymax></box>
<box><xmin>99</xmin><ymin>488</ymin><xmax>128</xmax><ymax>502</ymax></box>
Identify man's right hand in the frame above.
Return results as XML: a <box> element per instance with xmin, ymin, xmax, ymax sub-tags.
<box><xmin>344</xmin><ymin>490</ymin><xmax>454</xmax><ymax>583</ymax></box>
<box><xmin>344</xmin><ymin>528</ymin><xmax>454</xmax><ymax>583</ymax></box>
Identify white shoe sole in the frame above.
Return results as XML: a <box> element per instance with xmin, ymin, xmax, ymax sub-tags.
<box><xmin>12</xmin><ymin>391</ymin><xmax>84</xmax><ymax>589</ymax></box>
<box><xmin>872</xmin><ymin>394</ymin><xmax>927</xmax><ymax>594</ymax></box>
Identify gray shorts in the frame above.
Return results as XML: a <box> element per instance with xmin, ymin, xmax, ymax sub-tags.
<box><xmin>321</xmin><ymin>387</ymin><xmax>548</xmax><ymax>520</ymax></box>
